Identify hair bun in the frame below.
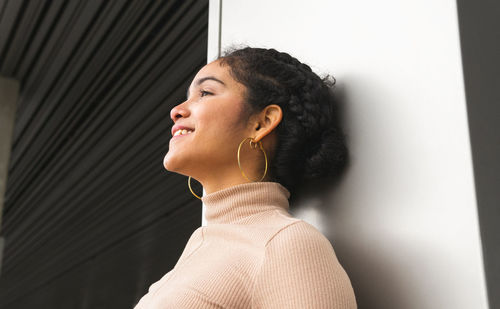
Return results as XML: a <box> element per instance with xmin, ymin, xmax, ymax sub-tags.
<box><xmin>220</xmin><ymin>46</ymin><xmax>349</xmax><ymax>196</ymax></box>
<box><xmin>303</xmin><ymin>126</ymin><xmax>348</xmax><ymax>181</ymax></box>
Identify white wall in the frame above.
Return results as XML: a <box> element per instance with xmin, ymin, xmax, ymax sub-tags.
<box><xmin>206</xmin><ymin>0</ymin><xmax>489</xmax><ymax>308</ymax></box>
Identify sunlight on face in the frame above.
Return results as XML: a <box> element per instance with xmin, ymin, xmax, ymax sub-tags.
<box><xmin>163</xmin><ymin>60</ymin><xmax>253</xmax><ymax>180</ymax></box>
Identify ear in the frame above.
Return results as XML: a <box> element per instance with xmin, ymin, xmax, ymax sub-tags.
<box><xmin>252</xmin><ymin>104</ymin><xmax>283</xmax><ymax>142</ymax></box>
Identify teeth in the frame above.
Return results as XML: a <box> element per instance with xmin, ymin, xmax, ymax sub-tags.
<box><xmin>174</xmin><ymin>129</ymin><xmax>194</xmax><ymax>136</ymax></box>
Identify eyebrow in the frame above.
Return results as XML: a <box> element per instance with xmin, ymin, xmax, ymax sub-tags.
<box><xmin>186</xmin><ymin>76</ymin><xmax>226</xmax><ymax>98</ymax></box>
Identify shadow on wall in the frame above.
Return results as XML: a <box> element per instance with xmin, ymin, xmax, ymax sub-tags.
<box><xmin>288</xmin><ymin>83</ymin><xmax>419</xmax><ymax>309</ymax></box>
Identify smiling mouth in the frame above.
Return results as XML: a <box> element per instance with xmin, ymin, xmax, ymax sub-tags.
<box><xmin>172</xmin><ymin>129</ymin><xmax>194</xmax><ymax>138</ymax></box>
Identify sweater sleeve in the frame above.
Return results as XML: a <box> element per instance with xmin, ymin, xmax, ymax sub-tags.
<box><xmin>252</xmin><ymin>221</ymin><xmax>357</xmax><ymax>309</ymax></box>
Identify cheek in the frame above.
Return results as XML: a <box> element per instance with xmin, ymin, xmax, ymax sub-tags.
<box><xmin>198</xmin><ymin>103</ymin><xmax>248</xmax><ymax>139</ymax></box>
<box><xmin>199</xmin><ymin>114</ymin><xmax>243</xmax><ymax>145</ymax></box>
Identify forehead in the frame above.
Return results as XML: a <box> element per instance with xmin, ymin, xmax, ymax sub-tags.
<box><xmin>189</xmin><ymin>60</ymin><xmax>245</xmax><ymax>94</ymax></box>
<box><xmin>193</xmin><ymin>60</ymin><xmax>228</xmax><ymax>81</ymax></box>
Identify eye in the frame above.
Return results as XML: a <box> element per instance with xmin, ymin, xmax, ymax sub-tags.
<box><xmin>200</xmin><ymin>90</ymin><xmax>212</xmax><ymax>97</ymax></box>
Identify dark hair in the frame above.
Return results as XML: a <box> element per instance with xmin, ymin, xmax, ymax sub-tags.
<box><xmin>219</xmin><ymin>46</ymin><xmax>348</xmax><ymax>196</ymax></box>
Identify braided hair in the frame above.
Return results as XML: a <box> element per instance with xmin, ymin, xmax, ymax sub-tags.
<box><xmin>219</xmin><ymin>47</ymin><xmax>348</xmax><ymax>196</ymax></box>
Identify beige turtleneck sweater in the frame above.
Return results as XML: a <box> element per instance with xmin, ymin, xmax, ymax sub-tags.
<box><xmin>134</xmin><ymin>182</ymin><xmax>356</xmax><ymax>308</ymax></box>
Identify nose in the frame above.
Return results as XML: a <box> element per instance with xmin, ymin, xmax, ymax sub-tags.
<box><xmin>170</xmin><ymin>101</ymin><xmax>189</xmax><ymax>123</ymax></box>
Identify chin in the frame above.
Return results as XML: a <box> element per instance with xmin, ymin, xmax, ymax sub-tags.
<box><xmin>163</xmin><ymin>152</ymin><xmax>176</xmax><ymax>172</ymax></box>
<box><xmin>163</xmin><ymin>151</ymin><xmax>187</xmax><ymax>174</ymax></box>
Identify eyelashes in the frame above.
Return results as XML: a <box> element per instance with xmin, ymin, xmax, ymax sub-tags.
<box><xmin>200</xmin><ymin>90</ymin><xmax>213</xmax><ymax>97</ymax></box>
<box><xmin>185</xmin><ymin>89</ymin><xmax>213</xmax><ymax>101</ymax></box>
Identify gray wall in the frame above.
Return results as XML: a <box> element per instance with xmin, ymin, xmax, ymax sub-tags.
<box><xmin>457</xmin><ymin>0</ymin><xmax>500</xmax><ymax>308</ymax></box>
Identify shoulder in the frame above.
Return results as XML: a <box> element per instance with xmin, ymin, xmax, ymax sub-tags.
<box><xmin>252</xmin><ymin>219</ymin><xmax>357</xmax><ymax>308</ymax></box>
<box><xmin>266</xmin><ymin>219</ymin><xmax>337</xmax><ymax>259</ymax></box>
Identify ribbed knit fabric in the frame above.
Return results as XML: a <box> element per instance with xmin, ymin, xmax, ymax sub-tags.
<box><xmin>134</xmin><ymin>181</ymin><xmax>356</xmax><ymax>308</ymax></box>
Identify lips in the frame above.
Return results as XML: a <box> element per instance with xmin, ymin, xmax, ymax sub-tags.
<box><xmin>171</xmin><ymin>124</ymin><xmax>195</xmax><ymax>137</ymax></box>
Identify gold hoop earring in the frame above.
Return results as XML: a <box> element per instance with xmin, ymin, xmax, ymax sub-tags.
<box><xmin>188</xmin><ymin>176</ymin><xmax>202</xmax><ymax>200</ymax></box>
<box><xmin>237</xmin><ymin>137</ymin><xmax>268</xmax><ymax>182</ymax></box>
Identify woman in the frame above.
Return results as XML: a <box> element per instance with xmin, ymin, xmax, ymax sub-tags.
<box><xmin>134</xmin><ymin>47</ymin><xmax>356</xmax><ymax>308</ymax></box>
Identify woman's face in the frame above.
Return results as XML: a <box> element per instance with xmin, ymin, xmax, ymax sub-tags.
<box><xmin>163</xmin><ymin>60</ymin><xmax>256</xmax><ymax>184</ymax></box>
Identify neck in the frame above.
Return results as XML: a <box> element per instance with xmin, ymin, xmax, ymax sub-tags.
<box><xmin>201</xmin><ymin>181</ymin><xmax>291</xmax><ymax>225</ymax></box>
<box><xmin>200</xmin><ymin>174</ymin><xmax>275</xmax><ymax>195</ymax></box>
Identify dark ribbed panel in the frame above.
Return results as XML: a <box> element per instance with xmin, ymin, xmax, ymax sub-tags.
<box><xmin>0</xmin><ymin>1</ymin><xmax>207</xmax><ymax>308</ymax></box>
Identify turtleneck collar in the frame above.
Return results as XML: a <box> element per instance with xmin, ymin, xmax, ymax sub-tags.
<box><xmin>202</xmin><ymin>182</ymin><xmax>291</xmax><ymax>225</ymax></box>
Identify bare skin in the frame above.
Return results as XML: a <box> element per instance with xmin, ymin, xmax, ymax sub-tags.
<box><xmin>163</xmin><ymin>59</ymin><xmax>283</xmax><ymax>194</ymax></box>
